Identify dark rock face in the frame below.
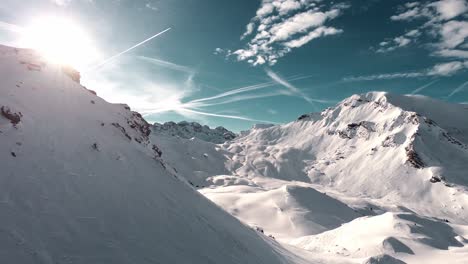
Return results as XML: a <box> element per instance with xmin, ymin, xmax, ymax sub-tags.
<box><xmin>430</xmin><ymin>176</ymin><xmax>442</xmax><ymax>183</ymax></box>
<box><xmin>405</xmin><ymin>146</ymin><xmax>424</xmax><ymax>169</ymax></box>
<box><xmin>297</xmin><ymin>114</ymin><xmax>310</xmax><ymax>120</ymax></box>
<box><xmin>152</xmin><ymin>144</ymin><xmax>163</xmax><ymax>157</ymax></box>
<box><xmin>1</xmin><ymin>106</ymin><xmax>22</xmax><ymax>125</ymax></box>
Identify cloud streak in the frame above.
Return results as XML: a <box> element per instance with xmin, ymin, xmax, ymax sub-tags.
<box><xmin>189</xmin><ymin>74</ymin><xmax>314</xmax><ymax>105</ymax></box>
<box><xmin>265</xmin><ymin>68</ymin><xmax>332</xmax><ymax>104</ymax></box>
<box><xmin>137</xmin><ymin>56</ymin><xmax>195</xmax><ymax>74</ymax></box>
<box><xmin>176</xmin><ymin>108</ymin><xmax>280</xmax><ymax>124</ymax></box>
<box><xmin>344</xmin><ymin>61</ymin><xmax>468</xmax><ymax>81</ymax></box>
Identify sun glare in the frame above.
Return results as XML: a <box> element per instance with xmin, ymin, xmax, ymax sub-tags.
<box><xmin>19</xmin><ymin>16</ymin><xmax>99</xmax><ymax>70</ymax></box>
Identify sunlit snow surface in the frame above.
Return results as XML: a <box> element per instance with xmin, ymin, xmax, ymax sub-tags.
<box><xmin>2</xmin><ymin>44</ymin><xmax>467</xmax><ymax>264</ymax></box>
<box><xmin>152</xmin><ymin>88</ymin><xmax>468</xmax><ymax>263</ymax></box>
<box><xmin>0</xmin><ymin>45</ymin><xmax>307</xmax><ymax>264</ymax></box>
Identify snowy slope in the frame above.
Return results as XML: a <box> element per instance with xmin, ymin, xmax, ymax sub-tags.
<box><xmin>291</xmin><ymin>212</ymin><xmax>468</xmax><ymax>264</ymax></box>
<box><xmin>153</xmin><ymin>121</ymin><xmax>236</xmax><ymax>143</ymax></box>
<box><xmin>151</xmin><ymin>91</ymin><xmax>468</xmax><ymax>263</ymax></box>
<box><xmin>0</xmin><ymin>45</ymin><xmax>306</xmax><ymax>264</ymax></box>
<box><xmin>224</xmin><ymin>92</ymin><xmax>468</xmax><ymax>223</ymax></box>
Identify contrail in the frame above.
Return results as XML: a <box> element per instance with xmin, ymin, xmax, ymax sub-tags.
<box><xmin>265</xmin><ymin>68</ymin><xmax>333</xmax><ymax>105</ymax></box>
<box><xmin>178</xmin><ymin>108</ymin><xmax>280</xmax><ymax>124</ymax></box>
<box><xmin>87</xmin><ymin>27</ymin><xmax>171</xmax><ymax>71</ymax></box>
<box><xmin>448</xmin><ymin>80</ymin><xmax>468</xmax><ymax>98</ymax></box>
<box><xmin>189</xmin><ymin>74</ymin><xmax>314</xmax><ymax>104</ymax></box>
<box><xmin>410</xmin><ymin>79</ymin><xmax>438</xmax><ymax>95</ymax></box>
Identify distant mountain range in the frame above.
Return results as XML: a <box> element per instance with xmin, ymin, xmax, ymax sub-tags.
<box><xmin>152</xmin><ymin>121</ymin><xmax>236</xmax><ymax>143</ymax></box>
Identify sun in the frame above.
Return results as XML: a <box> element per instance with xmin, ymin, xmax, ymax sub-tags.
<box><xmin>19</xmin><ymin>16</ymin><xmax>99</xmax><ymax>71</ymax></box>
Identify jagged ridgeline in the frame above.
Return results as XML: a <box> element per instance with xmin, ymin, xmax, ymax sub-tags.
<box><xmin>152</xmin><ymin>121</ymin><xmax>236</xmax><ymax>143</ymax></box>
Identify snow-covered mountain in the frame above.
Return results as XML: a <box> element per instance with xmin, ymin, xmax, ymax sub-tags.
<box><xmin>153</xmin><ymin>91</ymin><xmax>468</xmax><ymax>263</ymax></box>
<box><xmin>152</xmin><ymin>121</ymin><xmax>236</xmax><ymax>143</ymax></box>
<box><xmin>2</xmin><ymin>43</ymin><xmax>467</xmax><ymax>264</ymax></box>
<box><xmin>0</xmin><ymin>45</ymin><xmax>307</xmax><ymax>264</ymax></box>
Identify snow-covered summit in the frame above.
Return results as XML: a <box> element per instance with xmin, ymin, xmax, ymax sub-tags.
<box><xmin>225</xmin><ymin>91</ymin><xmax>468</xmax><ymax>218</ymax></box>
<box><xmin>152</xmin><ymin>121</ymin><xmax>236</xmax><ymax>143</ymax></box>
<box><xmin>151</xmin><ymin>90</ymin><xmax>468</xmax><ymax>263</ymax></box>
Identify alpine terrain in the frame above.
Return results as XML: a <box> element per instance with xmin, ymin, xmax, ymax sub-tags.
<box><xmin>0</xmin><ymin>45</ymin><xmax>307</xmax><ymax>264</ymax></box>
<box><xmin>153</xmin><ymin>85</ymin><xmax>468</xmax><ymax>262</ymax></box>
<box><xmin>1</xmin><ymin>44</ymin><xmax>467</xmax><ymax>264</ymax></box>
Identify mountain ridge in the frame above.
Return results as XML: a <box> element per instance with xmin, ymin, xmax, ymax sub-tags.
<box><xmin>152</xmin><ymin>90</ymin><xmax>468</xmax><ymax>263</ymax></box>
<box><xmin>1</xmin><ymin>44</ymin><xmax>467</xmax><ymax>264</ymax></box>
<box><xmin>0</xmin><ymin>44</ymin><xmax>305</xmax><ymax>264</ymax></box>
<box><xmin>152</xmin><ymin>120</ymin><xmax>236</xmax><ymax>143</ymax></box>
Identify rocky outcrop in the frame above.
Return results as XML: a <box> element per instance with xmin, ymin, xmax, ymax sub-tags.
<box><xmin>1</xmin><ymin>106</ymin><xmax>22</xmax><ymax>125</ymax></box>
<box><xmin>405</xmin><ymin>143</ymin><xmax>424</xmax><ymax>169</ymax></box>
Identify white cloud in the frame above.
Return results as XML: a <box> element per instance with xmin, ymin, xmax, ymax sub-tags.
<box><xmin>395</xmin><ymin>36</ymin><xmax>411</xmax><ymax>47</ymax></box>
<box><xmin>269</xmin><ymin>9</ymin><xmax>340</xmax><ymax>41</ymax></box>
<box><xmin>390</xmin><ymin>0</ymin><xmax>468</xmax><ymax>22</ymax></box>
<box><xmin>405</xmin><ymin>29</ymin><xmax>421</xmax><ymax>37</ymax></box>
<box><xmin>427</xmin><ymin>60</ymin><xmax>466</xmax><ymax>75</ymax></box>
<box><xmin>391</xmin><ymin>7</ymin><xmax>424</xmax><ymax>21</ymax></box>
<box><xmin>357</xmin><ymin>2</ymin><xmax>468</xmax><ymax>82</ymax></box>
<box><xmin>241</xmin><ymin>23</ymin><xmax>255</xmax><ymax>40</ymax></box>
<box><xmin>405</xmin><ymin>2</ymin><xmax>421</xmax><ymax>9</ymax></box>
<box><xmin>343</xmin><ymin>72</ymin><xmax>426</xmax><ymax>81</ymax></box>
<box><xmin>439</xmin><ymin>20</ymin><xmax>468</xmax><ymax>48</ymax></box>
<box><xmin>376</xmin><ymin>31</ymin><xmax>416</xmax><ymax>53</ymax></box>
<box><xmin>376</xmin><ymin>0</ymin><xmax>468</xmax><ymax>74</ymax></box>
<box><xmin>435</xmin><ymin>48</ymin><xmax>468</xmax><ymax>58</ymax></box>
<box><xmin>432</xmin><ymin>0</ymin><xmax>468</xmax><ymax>20</ymax></box>
<box><xmin>284</xmin><ymin>26</ymin><xmax>342</xmax><ymax>48</ymax></box>
<box><xmin>257</xmin><ymin>3</ymin><xmax>275</xmax><ymax>17</ymax></box>
<box><xmin>222</xmin><ymin>0</ymin><xmax>349</xmax><ymax>66</ymax></box>
<box><xmin>344</xmin><ymin>60</ymin><xmax>468</xmax><ymax>81</ymax></box>
<box><xmin>382</xmin><ymin>0</ymin><xmax>468</xmax><ymax>54</ymax></box>
<box><xmin>145</xmin><ymin>2</ymin><xmax>158</xmax><ymax>11</ymax></box>
<box><xmin>276</xmin><ymin>0</ymin><xmax>302</xmax><ymax>15</ymax></box>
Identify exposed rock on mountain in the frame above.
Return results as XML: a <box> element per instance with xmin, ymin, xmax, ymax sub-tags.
<box><xmin>152</xmin><ymin>121</ymin><xmax>236</xmax><ymax>143</ymax></box>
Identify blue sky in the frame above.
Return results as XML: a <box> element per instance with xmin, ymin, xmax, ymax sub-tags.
<box><xmin>1</xmin><ymin>0</ymin><xmax>467</xmax><ymax>131</ymax></box>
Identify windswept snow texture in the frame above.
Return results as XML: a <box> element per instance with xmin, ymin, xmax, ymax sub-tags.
<box><xmin>153</xmin><ymin>91</ymin><xmax>468</xmax><ymax>263</ymax></box>
<box><xmin>152</xmin><ymin>121</ymin><xmax>236</xmax><ymax>143</ymax></box>
<box><xmin>0</xmin><ymin>45</ymin><xmax>306</xmax><ymax>264</ymax></box>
